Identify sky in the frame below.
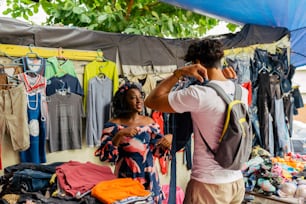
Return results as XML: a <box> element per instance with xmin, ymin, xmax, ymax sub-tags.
<box><xmin>204</xmin><ymin>21</ymin><xmax>233</xmax><ymax>36</ymax></box>
<box><xmin>0</xmin><ymin>1</ymin><xmax>47</xmax><ymax>25</ymax></box>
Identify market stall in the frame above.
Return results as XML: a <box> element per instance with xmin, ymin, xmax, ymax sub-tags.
<box><xmin>0</xmin><ymin>17</ymin><xmax>305</xmax><ymax>203</ymax></box>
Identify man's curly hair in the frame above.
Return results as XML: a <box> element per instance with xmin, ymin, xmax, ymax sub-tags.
<box><xmin>184</xmin><ymin>38</ymin><xmax>224</xmax><ymax>68</ymax></box>
<box><xmin>112</xmin><ymin>82</ymin><xmax>144</xmax><ymax>118</ymax></box>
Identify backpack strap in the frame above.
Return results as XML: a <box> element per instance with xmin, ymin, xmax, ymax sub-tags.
<box><xmin>198</xmin><ymin>127</ymin><xmax>216</xmax><ymax>155</ymax></box>
<box><xmin>198</xmin><ymin>82</ymin><xmax>242</xmax><ymax>155</ymax></box>
<box><xmin>205</xmin><ymin>82</ymin><xmax>242</xmax><ymax>103</ymax></box>
<box><xmin>234</xmin><ymin>83</ymin><xmax>242</xmax><ymax>101</ymax></box>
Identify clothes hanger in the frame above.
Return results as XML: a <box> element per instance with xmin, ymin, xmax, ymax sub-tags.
<box><xmin>258</xmin><ymin>63</ymin><xmax>269</xmax><ymax>74</ymax></box>
<box><xmin>57</xmin><ymin>47</ymin><xmax>68</xmax><ymax>64</ymax></box>
<box><xmin>269</xmin><ymin>57</ymin><xmax>283</xmax><ymax>78</ymax></box>
<box><xmin>25</xmin><ymin>44</ymin><xmax>41</xmax><ymax>59</ymax></box>
<box><xmin>98</xmin><ymin>65</ymin><xmax>106</xmax><ymax>78</ymax></box>
<box><xmin>96</xmin><ymin>49</ymin><xmax>110</xmax><ymax>78</ymax></box>
<box><xmin>0</xmin><ymin>64</ymin><xmax>23</xmax><ymax>86</ymax></box>
<box><xmin>56</xmin><ymin>79</ymin><xmax>70</xmax><ymax>95</ymax></box>
<box><xmin>0</xmin><ymin>64</ymin><xmax>5</xmax><ymax>74</ymax></box>
<box><xmin>6</xmin><ymin>74</ymin><xmax>23</xmax><ymax>83</ymax></box>
<box><xmin>119</xmin><ymin>74</ymin><xmax>129</xmax><ymax>82</ymax></box>
<box><xmin>0</xmin><ymin>50</ymin><xmax>15</xmax><ymax>60</ymax></box>
<box><xmin>95</xmin><ymin>49</ymin><xmax>104</xmax><ymax>62</ymax></box>
<box><xmin>53</xmin><ymin>47</ymin><xmax>69</xmax><ymax>76</ymax></box>
<box><xmin>22</xmin><ymin>44</ymin><xmax>44</xmax><ymax>75</ymax></box>
<box><xmin>0</xmin><ymin>50</ymin><xmax>23</xmax><ymax>66</ymax></box>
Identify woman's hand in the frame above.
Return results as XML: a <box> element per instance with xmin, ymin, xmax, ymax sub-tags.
<box><xmin>112</xmin><ymin>127</ymin><xmax>139</xmax><ymax>146</ymax></box>
<box><xmin>157</xmin><ymin>134</ymin><xmax>173</xmax><ymax>149</ymax></box>
<box><xmin>119</xmin><ymin>127</ymin><xmax>139</xmax><ymax>137</ymax></box>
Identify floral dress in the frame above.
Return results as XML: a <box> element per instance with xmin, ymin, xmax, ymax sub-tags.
<box><xmin>95</xmin><ymin>122</ymin><xmax>168</xmax><ymax>204</ymax></box>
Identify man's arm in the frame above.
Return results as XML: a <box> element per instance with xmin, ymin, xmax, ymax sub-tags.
<box><xmin>144</xmin><ymin>64</ymin><xmax>207</xmax><ymax>113</ymax></box>
<box><xmin>144</xmin><ymin>70</ymin><xmax>179</xmax><ymax>113</ymax></box>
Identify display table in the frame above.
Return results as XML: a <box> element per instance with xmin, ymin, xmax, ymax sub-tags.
<box><xmin>245</xmin><ymin>191</ymin><xmax>304</xmax><ymax>204</ymax></box>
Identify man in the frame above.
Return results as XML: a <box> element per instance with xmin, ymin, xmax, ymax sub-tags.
<box><xmin>144</xmin><ymin>39</ymin><xmax>248</xmax><ymax>204</ymax></box>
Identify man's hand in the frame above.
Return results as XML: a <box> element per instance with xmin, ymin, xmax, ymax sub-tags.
<box><xmin>222</xmin><ymin>66</ymin><xmax>237</xmax><ymax>79</ymax></box>
<box><xmin>174</xmin><ymin>63</ymin><xmax>208</xmax><ymax>83</ymax></box>
<box><xmin>145</xmin><ymin>63</ymin><xmax>207</xmax><ymax>113</ymax></box>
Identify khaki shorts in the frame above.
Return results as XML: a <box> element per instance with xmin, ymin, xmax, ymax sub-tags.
<box><xmin>184</xmin><ymin>178</ymin><xmax>245</xmax><ymax>204</ymax></box>
<box><xmin>0</xmin><ymin>84</ymin><xmax>29</xmax><ymax>151</ymax></box>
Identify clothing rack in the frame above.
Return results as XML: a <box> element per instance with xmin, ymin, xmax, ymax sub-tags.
<box><xmin>224</xmin><ymin>35</ymin><xmax>290</xmax><ymax>57</ymax></box>
<box><xmin>0</xmin><ymin>44</ymin><xmax>103</xmax><ymax>61</ymax></box>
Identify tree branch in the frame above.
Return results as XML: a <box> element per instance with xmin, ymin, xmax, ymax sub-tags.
<box><xmin>126</xmin><ymin>0</ymin><xmax>134</xmax><ymax>20</ymax></box>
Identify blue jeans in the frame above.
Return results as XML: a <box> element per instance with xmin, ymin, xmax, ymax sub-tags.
<box><xmin>274</xmin><ymin>98</ymin><xmax>290</xmax><ymax>156</ymax></box>
<box><xmin>225</xmin><ymin>54</ymin><xmax>251</xmax><ymax>84</ymax></box>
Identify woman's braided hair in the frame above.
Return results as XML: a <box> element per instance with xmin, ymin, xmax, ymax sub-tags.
<box><xmin>112</xmin><ymin>81</ymin><xmax>144</xmax><ymax>118</ymax></box>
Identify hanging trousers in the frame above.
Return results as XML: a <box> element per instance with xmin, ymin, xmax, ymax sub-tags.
<box><xmin>257</xmin><ymin>72</ymin><xmax>272</xmax><ymax>151</ymax></box>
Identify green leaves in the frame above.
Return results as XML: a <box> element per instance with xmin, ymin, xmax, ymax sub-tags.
<box><xmin>97</xmin><ymin>14</ymin><xmax>108</xmax><ymax>23</ymax></box>
<box><xmin>80</xmin><ymin>14</ymin><xmax>91</xmax><ymax>24</ymax></box>
<box><xmin>3</xmin><ymin>0</ymin><xmax>239</xmax><ymax>37</ymax></box>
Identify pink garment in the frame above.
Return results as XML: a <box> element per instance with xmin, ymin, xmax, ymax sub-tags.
<box><xmin>162</xmin><ymin>184</ymin><xmax>185</xmax><ymax>204</ymax></box>
<box><xmin>56</xmin><ymin>160</ymin><xmax>116</xmax><ymax>197</ymax></box>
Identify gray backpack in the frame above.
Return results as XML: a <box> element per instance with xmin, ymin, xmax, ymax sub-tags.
<box><xmin>200</xmin><ymin>83</ymin><xmax>253</xmax><ymax>170</ymax></box>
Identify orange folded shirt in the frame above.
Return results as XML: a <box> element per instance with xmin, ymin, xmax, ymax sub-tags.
<box><xmin>91</xmin><ymin>178</ymin><xmax>151</xmax><ymax>204</ymax></box>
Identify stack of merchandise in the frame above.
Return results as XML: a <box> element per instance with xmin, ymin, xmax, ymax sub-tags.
<box><xmin>243</xmin><ymin>146</ymin><xmax>306</xmax><ymax>200</ymax></box>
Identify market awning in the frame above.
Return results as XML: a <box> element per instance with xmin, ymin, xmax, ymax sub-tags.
<box><xmin>162</xmin><ymin>0</ymin><xmax>306</xmax><ymax>67</ymax></box>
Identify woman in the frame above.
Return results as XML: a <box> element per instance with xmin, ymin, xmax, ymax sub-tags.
<box><xmin>95</xmin><ymin>82</ymin><xmax>172</xmax><ymax>204</ymax></box>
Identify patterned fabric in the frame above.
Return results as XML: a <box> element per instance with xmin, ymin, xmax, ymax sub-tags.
<box><xmin>95</xmin><ymin>122</ymin><xmax>167</xmax><ymax>204</ymax></box>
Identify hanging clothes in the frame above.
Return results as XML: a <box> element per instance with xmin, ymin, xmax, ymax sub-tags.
<box><xmin>0</xmin><ymin>66</ymin><xmax>23</xmax><ymax>90</ymax></box>
<box><xmin>257</xmin><ymin>71</ymin><xmax>272</xmax><ymax>151</ymax></box>
<box><xmin>85</xmin><ymin>76</ymin><xmax>112</xmax><ymax>147</ymax></box>
<box><xmin>0</xmin><ymin>84</ymin><xmax>29</xmax><ymax>169</ymax></box>
<box><xmin>47</xmin><ymin>92</ymin><xmax>84</xmax><ymax>152</ymax></box>
<box><xmin>225</xmin><ymin>52</ymin><xmax>251</xmax><ymax>84</ymax></box>
<box><xmin>21</xmin><ymin>93</ymin><xmax>47</xmax><ymax>163</ymax></box>
<box><xmin>83</xmin><ymin>60</ymin><xmax>118</xmax><ymax>110</ymax></box>
<box><xmin>22</xmin><ymin>56</ymin><xmax>46</xmax><ymax>76</ymax></box>
<box><xmin>46</xmin><ymin>74</ymin><xmax>83</xmax><ymax>97</ymax></box>
<box><xmin>45</xmin><ymin>56</ymin><xmax>77</xmax><ymax>80</ymax></box>
<box><xmin>0</xmin><ymin>73</ymin><xmax>8</xmax><ymax>90</ymax></box>
<box><xmin>17</xmin><ymin>72</ymin><xmax>47</xmax><ymax>164</ymax></box>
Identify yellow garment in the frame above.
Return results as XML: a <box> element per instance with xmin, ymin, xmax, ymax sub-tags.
<box><xmin>91</xmin><ymin>178</ymin><xmax>151</xmax><ymax>204</ymax></box>
<box><xmin>83</xmin><ymin>60</ymin><xmax>119</xmax><ymax>110</ymax></box>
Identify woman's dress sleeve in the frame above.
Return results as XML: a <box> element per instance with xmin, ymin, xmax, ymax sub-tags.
<box><xmin>95</xmin><ymin>122</ymin><xmax>119</xmax><ymax>163</ymax></box>
<box><xmin>149</xmin><ymin>123</ymin><xmax>169</xmax><ymax>158</ymax></box>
